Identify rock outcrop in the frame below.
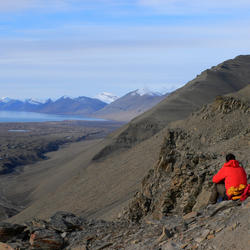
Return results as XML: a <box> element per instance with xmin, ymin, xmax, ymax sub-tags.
<box><xmin>124</xmin><ymin>92</ymin><xmax>250</xmax><ymax>222</ymax></box>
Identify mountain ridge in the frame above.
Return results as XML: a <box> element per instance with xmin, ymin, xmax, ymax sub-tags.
<box><xmin>93</xmin><ymin>55</ymin><xmax>250</xmax><ymax>160</ymax></box>
<box><xmin>0</xmin><ymin>96</ymin><xmax>107</xmax><ymax>115</ymax></box>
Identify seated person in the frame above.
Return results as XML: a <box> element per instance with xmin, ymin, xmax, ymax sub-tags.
<box><xmin>209</xmin><ymin>153</ymin><xmax>247</xmax><ymax>204</ymax></box>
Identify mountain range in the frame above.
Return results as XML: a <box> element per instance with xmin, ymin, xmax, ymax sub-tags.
<box><xmin>0</xmin><ymin>96</ymin><xmax>107</xmax><ymax>116</ymax></box>
<box><xmin>0</xmin><ymin>90</ymin><xmax>166</xmax><ymax>122</ymax></box>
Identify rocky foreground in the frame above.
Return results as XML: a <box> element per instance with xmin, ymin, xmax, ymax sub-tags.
<box><xmin>0</xmin><ymin>198</ymin><xmax>249</xmax><ymax>249</ymax></box>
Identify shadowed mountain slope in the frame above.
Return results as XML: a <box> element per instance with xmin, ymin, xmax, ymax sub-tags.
<box><xmin>94</xmin><ymin>55</ymin><xmax>250</xmax><ymax>160</ymax></box>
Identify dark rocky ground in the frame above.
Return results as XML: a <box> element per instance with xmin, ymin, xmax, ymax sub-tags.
<box><xmin>0</xmin><ymin>197</ymin><xmax>249</xmax><ymax>249</ymax></box>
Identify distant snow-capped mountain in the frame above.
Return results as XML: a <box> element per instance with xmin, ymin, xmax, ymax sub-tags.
<box><xmin>0</xmin><ymin>96</ymin><xmax>107</xmax><ymax>115</ymax></box>
<box><xmin>25</xmin><ymin>98</ymin><xmax>45</xmax><ymax>105</ymax></box>
<box><xmin>130</xmin><ymin>88</ymin><xmax>163</xmax><ymax>97</ymax></box>
<box><xmin>95</xmin><ymin>92</ymin><xmax>119</xmax><ymax>104</ymax></box>
<box><xmin>93</xmin><ymin>89</ymin><xmax>169</xmax><ymax>122</ymax></box>
<box><xmin>0</xmin><ymin>88</ymin><xmax>169</xmax><ymax>121</ymax></box>
<box><xmin>0</xmin><ymin>97</ymin><xmax>13</xmax><ymax>103</ymax></box>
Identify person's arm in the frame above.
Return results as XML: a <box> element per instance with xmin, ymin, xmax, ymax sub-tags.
<box><xmin>212</xmin><ymin>167</ymin><xmax>226</xmax><ymax>183</ymax></box>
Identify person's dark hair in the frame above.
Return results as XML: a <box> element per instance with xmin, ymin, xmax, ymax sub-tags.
<box><xmin>226</xmin><ymin>153</ymin><xmax>235</xmax><ymax>162</ymax></box>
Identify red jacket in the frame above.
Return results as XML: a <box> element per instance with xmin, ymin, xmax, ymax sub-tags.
<box><xmin>213</xmin><ymin>160</ymin><xmax>247</xmax><ymax>197</ymax></box>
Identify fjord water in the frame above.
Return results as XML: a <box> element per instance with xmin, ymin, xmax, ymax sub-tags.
<box><xmin>0</xmin><ymin>111</ymin><xmax>104</xmax><ymax>122</ymax></box>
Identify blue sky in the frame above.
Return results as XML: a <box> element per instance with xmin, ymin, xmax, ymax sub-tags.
<box><xmin>1</xmin><ymin>0</ymin><xmax>250</xmax><ymax>99</ymax></box>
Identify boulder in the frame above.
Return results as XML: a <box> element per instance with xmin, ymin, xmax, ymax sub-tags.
<box><xmin>0</xmin><ymin>222</ymin><xmax>26</xmax><ymax>242</ymax></box>
<box><xmin>49</xmin><ymin>211</ymin><xmax>83</xmax><ymax>232</ymax></box>
<box><xmin>30</xmin><ymin>229</ymin><xmax>63</xmax><ymax>250</ymax></box>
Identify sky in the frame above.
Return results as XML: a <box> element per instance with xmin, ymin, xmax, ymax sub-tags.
<box><xmin>1</xmin><ymin>0</ymin><xmax>250</xmax><ymax>100</ymax></box>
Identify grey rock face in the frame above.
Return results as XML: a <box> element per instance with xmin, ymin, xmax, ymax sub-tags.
<box><xmin>49</xmin><ymin>211</ymin><xmax>83</xmax><ymax>232</ymax></box>
<box><xmin>30</xmin><ymin>229</ymin><xmax>64</xmax><ymax>250</ymax></box>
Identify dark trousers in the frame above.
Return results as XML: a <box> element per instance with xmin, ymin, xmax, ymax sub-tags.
<box><xmin>209</xmin><ymin>183</ymin><xmax>227</xmax><ymax>204</ymax></box>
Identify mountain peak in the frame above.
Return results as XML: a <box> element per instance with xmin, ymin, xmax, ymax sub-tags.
<box><xmin>25</xmin><ymin>98</ymin><xmax>45</xmax><ymax>105</ymax></box>
<box><xmin>0</xmin><ymin>97</ymin><xmax>13</xmax><ymax>103</ymax></box>
<box><xmin>131</xmin><ymin>88</ymin><xmax>162</xmax><ymax>97</ymax></box>
<box><xmin>95</xmin><ymin>92</ymin><xmax>119</xmax><ymax>104</ymax></box>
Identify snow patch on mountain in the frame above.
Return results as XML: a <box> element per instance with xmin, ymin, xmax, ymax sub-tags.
<box><xmin>95</xmin><ymin>92</ymin><xmax>119</xmax><ymax>104</ymax></box>
<box><xmin>131</xmin><ymin>88</ymin><xmax>163</xmax><ymax>97</ymax></box>
<box><xmin>0</xmin><ymin>97</ymin><xmax>13</xmax><ymax>103</ymax></box>
<box><xmin>58</xmin><ymin>95</ymin><xmax>74</xmax><ymax>100</ymax></box>
<box><xmin>25</xmin><ymin>98</ymin><xmax>45</xmax><ymax>105</ymax></box>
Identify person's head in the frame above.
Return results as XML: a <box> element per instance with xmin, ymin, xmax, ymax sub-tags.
<box><xmin>226</xmin><ymin>153</ymin><xmax>235</xmax><ymax>162</ymax></box>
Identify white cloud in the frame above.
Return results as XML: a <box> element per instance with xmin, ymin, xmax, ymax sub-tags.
<box><xmin>1</xmin><ymin>0</ymin><xmax>249</xmax><ymax>14</ymax></box>
<box><xmin>138</xmin><ymin>0</ymin><xmax>250</xmax><ymax>14</ymax></box>
<box><xmin>1</xmin><ymin>20</ymin><xmax>250</xmax><ymax>69</ymax></box>
<box><xmin>0</xmin><ymin>0</ymin><xmax>131</xmax><ymax>12</ymax></box>
<box><xmin>0</xmin><ymin>0</ymin><xmax>32</xmax><ymax>11</ymax></box>
<box><xmin>0</xmin><ymin>1</ymin><xmax>250</xmax><ymax>98</ymax></box>
<box><xmin>0</xmin><ymin>0</ymin><xmax>80</xmax><ymax>12</ymax></box>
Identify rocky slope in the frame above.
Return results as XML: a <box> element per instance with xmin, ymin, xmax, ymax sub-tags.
<box><xmin>124</xmin><ymin>86</ymin><xmax>250</xmax><ymax>222</ymax></box>
<box><xmin>94</xmin><ymin>55</ymin><xmax>250</xmax><ymax>160</ymax></box>
<box><xmin>1</xmin><ymin>86</ymin><xmax>249</xmax><ymax>249</ymax></box>
<box><xmin>1</xmin><ymin>199</ymin><xmax>249</xmax><ymax>249</ymax></box>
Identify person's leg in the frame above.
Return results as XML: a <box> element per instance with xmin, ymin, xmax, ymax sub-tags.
<box><xmin>209</xmin><ymin>183</ymin><xmax>227</xmax><ymax>204</ymax></box>
<box><xmin>216</xmin><ymin>183</ymin><xmax>227</xmax><ymax>201</ymax></box>
<box><xmin>209</xmin><ymin>183</ymin><xmax>218</xmax><ymax>204</ymax></box>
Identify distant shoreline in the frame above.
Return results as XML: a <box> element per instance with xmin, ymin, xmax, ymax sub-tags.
<box><xmin>0</xmin><ymin>110</ymin><xmax>107</xmax><ymax>123</ymax></box>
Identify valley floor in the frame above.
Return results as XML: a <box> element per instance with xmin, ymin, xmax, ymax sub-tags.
<box><xmin>0</xmin><ymin>120</ymin><xmax>123</xmax><ymax>221</ymax></box>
